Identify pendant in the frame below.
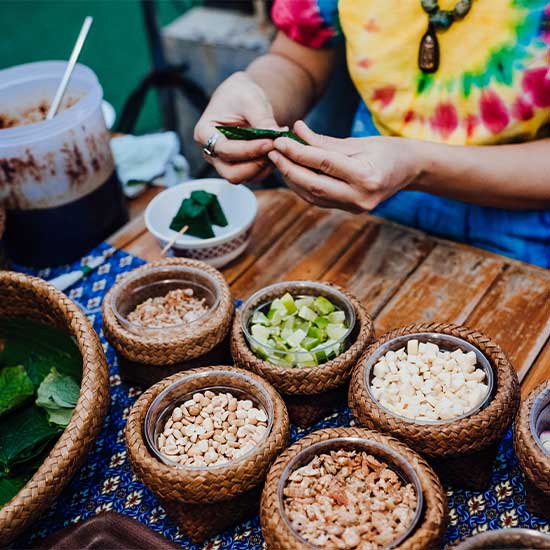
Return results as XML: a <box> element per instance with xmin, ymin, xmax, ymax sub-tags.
<box><xmin>418</xmin><ymin>23</ymin><xmax>439</xmax><ymax>73</ymax></box>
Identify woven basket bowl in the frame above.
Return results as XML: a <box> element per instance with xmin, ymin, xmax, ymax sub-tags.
<box><xmin>451</xmin><ymin>528</ymin><xmax>550</xmax><ymax>549</ymax></box>
<box><xmin>102</xmin><ymin>258</ymin><xmax>234</xmax><ymax>367</ymax></box>
<box><xmin>514</xmin><ymin>380</ymin><xmax>550</xmax><ymax>515</ymax></box>
<box><xmin>349</xmin><ymin>322</ymin><xmax>520</xmax><ymax>458</ymax></box>
<box><xmin>0</xmin><ymin>272</ymin><xmax>110</xmax><ymax>546</ymax></box>
<box><xmin>126</xmin><ymin>366</ymin><xmax>289</xmax><ymax>540</ymax></box>
<box><xmin>261</xmin><ymin>427</ymin><xmax>447</xmax><ymax>550</ymax></box>
<box><xmin>231</xmin><ymin>282</ymin><xmax>373</xmax><ymax>424</ymax></box>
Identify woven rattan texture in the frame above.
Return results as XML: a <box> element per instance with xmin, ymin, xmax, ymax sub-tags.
<box><xmin>349</xmin><ymin>322</ymin><xmax>520</xmax><ymax>458</ymax></box>
<box><xmin>451</xmin><ymin>527</ymin><xmax>550</xmax><ymax>548</ymax></box>
<box><xmin>514</xmin><ymin>381</ymin><xmax>550</xmax><ymax>517</ymax></box>
<box><xmin>0</xmin><ymin>272</ymin><xmax>110</xmax><ymax>546</ymax></box>
<box><xmin>261</xmin><ymin>426</ymin><xmax>447</xmax><ymax>550</ymax></box>
<box><xmin>102</xmin><ymin>258</ymin><xmax>234</xmax><ymax>366</ymax></box>
<box><xmin>231</xmin><ymin>282</ymin><xmax>374</xmax><ymax>396</ymax></box>
<box><xmin>126</xmin><ymin>366</ymin><xmax>289</xmax><ymax>503</ymax></box>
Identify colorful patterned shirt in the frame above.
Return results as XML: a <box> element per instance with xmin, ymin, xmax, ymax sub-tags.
<box><xmin>272</xmin><ymin>0</ymin><xmax>550</xmax><ymax>267</ymax></box>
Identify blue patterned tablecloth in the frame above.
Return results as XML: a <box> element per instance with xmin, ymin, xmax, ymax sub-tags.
<box><xmin>11</xmin><ymin>243</ymin><xmax>550</xmax><ymax>548</ymax></box>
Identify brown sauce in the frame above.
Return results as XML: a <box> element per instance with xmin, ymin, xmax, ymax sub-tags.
<box><xmin>0</xmin><ymin>96</ymin><xmax>80</xmax><ymax>129</ymax></box>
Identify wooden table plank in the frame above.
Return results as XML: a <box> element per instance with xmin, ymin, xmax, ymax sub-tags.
<box><xmin>230</xmin><ymin>207</ymin><xmax>369</xmax><ymax>298</ymax></box>
<box><xmin>374</xmin><ymin>244</ymin><xmax>505</xmax><ymax>335</ymax></box>
<box><xmin>521</xmin><ymin>343</ymin><xmax>550</xmax><ymax>398</ymax></box>
<box><xmin>324</xmin><ymin>220</ymin><xmax>434</xmax><ymax>318</ymax></box>
<box><xmin>466</xmin><ymin>265</ymin><xmax>550</xmax><ymax>381</ymax></box>
<box><xmin>222</xmin><ymin>190</ymin><xmax>308</xmax><ymax>284</ymax></box>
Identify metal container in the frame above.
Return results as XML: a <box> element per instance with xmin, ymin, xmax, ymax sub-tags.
<box><xmin>0</xmin><ymin>61</ymin><xmax>127</xmax><ymax>267</ymax></box>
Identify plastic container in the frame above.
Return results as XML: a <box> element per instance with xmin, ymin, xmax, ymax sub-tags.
<box><xmin>240</xmin><ymin>282</ymin><xmax>356</xmax><ymax>368</ymax></box>
<box><xmin>363</xmin><ymin>332</ymin><xmax>495</xmax><ymax>424</ymax></box>
<box><xmin>0</xmin><ymin>61</ymin><xmax>127</xmax><ymax>267</ymax></box>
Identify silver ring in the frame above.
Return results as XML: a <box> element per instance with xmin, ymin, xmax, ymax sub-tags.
<box><xmin>203</xmin><ymin>132</ymin><xmax>220</xmax><ymax>158</ymax></box>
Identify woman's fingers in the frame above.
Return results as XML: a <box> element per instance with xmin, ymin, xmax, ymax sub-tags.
<box><xmin>268</xmin><ymin>151</ymin><xmax>363</xmax><ymax>212</ymax></box>
<box><xmin>195</xmin><ymin>122</ymin><xmax>274</xmax><ymax>162</ymax></box>
<box><xmin>293</xmin><ymin>120</ymin><xmax>364</xmax><ymax>155</ymax></box>
<box><xmin>208</xmin><ymin>157</ymin><xmax>271</xmax><ymax>185</ymax></box>
<box><xmin>273</xmin><ymin>137</ymin><xmax>365</xmax><ymax>182</ymax></box>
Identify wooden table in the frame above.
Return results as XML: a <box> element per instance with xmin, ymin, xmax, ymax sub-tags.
<box><xmin>110</xmin><ymin>188</ymin><xmax>550</xmax><ymax>399</ymax></box>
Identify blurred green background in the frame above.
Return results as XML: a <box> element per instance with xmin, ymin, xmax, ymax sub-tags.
<box><xmin>0</xmin><ymin>0</ymin><xmax>199</xmax><ymax>133</ymax></box>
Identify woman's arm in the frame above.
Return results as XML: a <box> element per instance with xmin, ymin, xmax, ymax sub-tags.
<box><xmin>268</xmin><ymin>121</ymin><xmax>550</xmax><ymax>211</ymax></box>
<box><xmin>410</xmin><ymin>138</ymin><xmax>550</xmax><ymax>209</ymax></box>
<box><xmin>193</xmin><ymin>33</ymin><xmax>335</xmax><ymax>183</ymax></box>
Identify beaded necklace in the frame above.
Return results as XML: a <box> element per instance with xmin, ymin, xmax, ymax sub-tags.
<box><xmin>419</xmin><ymin>0</ymin><xmax>473</xmax><ymax>73</ymax></box>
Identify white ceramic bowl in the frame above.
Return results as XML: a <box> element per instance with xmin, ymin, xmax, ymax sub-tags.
<box><xmin>145</xmin><ymin>179</ymin><xmax>257</xmax><ymax>268</ymax></box>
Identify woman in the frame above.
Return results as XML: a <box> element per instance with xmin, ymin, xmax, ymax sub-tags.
<box><xmin>194</xmin><ymin>0</ymin><xmax>550</xmax><ymax>267</ymax></box>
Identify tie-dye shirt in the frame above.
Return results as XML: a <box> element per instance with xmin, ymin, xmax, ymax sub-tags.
<box><xmin>272</xmin><ymin>0</ymin><xmax>550</xmax><ymax>267</ymax></box>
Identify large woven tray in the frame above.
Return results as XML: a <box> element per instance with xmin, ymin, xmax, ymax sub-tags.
<box><xmin>261</xmin><ymin>426</ymin><xmax>447</xmax><ymax>550</ymax></box>
<box><xmin>0</xmin><ymin>272</ymin><xmax>110</xmax><ymax>546</ymax></box>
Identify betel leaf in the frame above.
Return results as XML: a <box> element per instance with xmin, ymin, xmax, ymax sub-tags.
<box><xmin>36</xmin><ymin>368</ymin><xmax>79</xmax><ymax>427</ymax></box>
<box><xmin>0</xmin><ymin>475</ymin><xmax>27</xmax><ymax>507</ymax></box>
<box><xmin>0</xmin><ymin>406</ymin><xmax>60</xmax><ymax>472</ymax></box>
<box><xmin>0</xmin><ymin>366</ymin><xmax>34</xmax><ymax>417</ymax></box>
<box><xmin>216</xmin><ymin>125</ymin><xmax>307</xmax><ymax>144</ymax></box>
<box><xmin>0</xmin><ymin>317</ymin><xmax>82</xmax><ymax>383</ymax></box>
<box><xmin>169</xmin><ymin>198</ymin><xmax>215</xmax><ymax>239</ymax></box>
<box><xmin>190</xmin><ymin>190</ymin><xmax>228</xmax><ymax>227</ymax></box>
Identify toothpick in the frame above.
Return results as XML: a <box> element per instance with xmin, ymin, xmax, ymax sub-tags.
<box><xmin>161</xmin><ymin>225</ymin><xmax>189</xmax><ymax>256</ymax></box>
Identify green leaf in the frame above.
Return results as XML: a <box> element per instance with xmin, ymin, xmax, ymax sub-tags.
<box><xmin>0</xmin><ymin>317</ymin><xmax>82</xmax><ymax>383</ymax></box>
<box><xmin>216</xmin><ymin>126</ymin><xmax>307</xmax><ymax>144</ymax></box>
<box><xmin>0</xmin><ymin>406</ymin><xmax>59</xmax><ymax>471</ymax></box>
<box><xmin>0</xmin><ymin>475</ymin><xmax>28</xmax><ymax>507</ymax></box>
<box><xmin>0</xmin><ymin>366</ymin><xmax>34</xmax><ymax>417</ymax></box>
<box><xmin>44</xmin><ymin>408</ymin><xmax>74</xmax><ymax>426</ymax></box>
<box><xmin>36</xmin><ymin>368</ymin><xmax>79</xmax><ymax>426</ymax></box>
<box><xmin>169</xmin><ymin>198</ymin><xmax>215</xmax><ymax>239</ymax></box>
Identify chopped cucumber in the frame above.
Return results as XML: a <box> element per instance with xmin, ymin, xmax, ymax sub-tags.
<box><xmin>298</xmin><ymin>306</ymin><xmax>317</xmax><ymax>322</ymax></box>
<box><xmin>327</xmin><ymin>324</ymin><xmax>348</xmax><ymax>341</ymax></box>
<box><xmin>248</xmin><ymin>293</ymin><xmax>349</xmax><ymax>368</ymax></box>
<box><xmin>280</xmin><ymin>293</ymin><xmax>297</xmax><ymax>314</ymax></box>
<box><xmin>251</xmin><ymin>324</ymin><xmax>270</xmax><ymax>342</ymax></box>
<box><xmin>314</xmin><ymin>296</ymin><xmax>335</xmax><ymax>315</ymax></box>
<box><xmin>251</xmin><ymin>310</ymin><xmax>270</xmax><ymax>326</ymax></box>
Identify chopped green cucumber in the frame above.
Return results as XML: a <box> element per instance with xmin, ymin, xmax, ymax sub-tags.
<box><xmin>248</xmin><ymin>293</ymin><xmax>348</xmax><ymax>368</ymax></box>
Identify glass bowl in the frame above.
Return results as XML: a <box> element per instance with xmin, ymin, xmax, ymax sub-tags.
<box><xmin>276</xmin><ymin>437</ymin><xmax>424</xmax><ymax>549</ymax></box>
<box><xmin>240</xmin><ymin>281</ymin><xmax>356</xmax><ymax>368</ymax></box>
<box><xmin>529</xmin><ymin>386</ymin><xmax>550</xmax><ymax>456</ymax></box>
<box><xmin>144</xmin><ymin>369</ymin><xmax>274</xmax><ymax>470</ymax></box>
<box><xmin>110</xmin><ymin>265</ymin><xmax>221</xmax><ymax>337</ymax></box>
<box><xmin>364</xmin><ymin>332</ymin><xmax>495</xmax><ymax>425</ymax></box>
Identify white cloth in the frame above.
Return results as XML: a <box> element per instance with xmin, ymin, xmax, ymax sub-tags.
<box><xmin>110</xmin><ymin>132</ymin><xmax>190</xmax><ymax>198</ymax></box>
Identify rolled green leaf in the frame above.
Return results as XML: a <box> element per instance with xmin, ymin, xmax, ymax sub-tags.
<box><xmin>216</xmin><ymin>126</ymin><xmax>307</xmax><ymax>145</ymax></box>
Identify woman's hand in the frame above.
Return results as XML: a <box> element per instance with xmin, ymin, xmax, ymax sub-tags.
<box><xmin>194</xmin><ymin>71</ymin><xmax>285</xmax><ymax>184</ymax></box>
<box><xmin>268</xmin><ymin>121</ymin><xmax>421</xmax><ymax>212</ymax></box>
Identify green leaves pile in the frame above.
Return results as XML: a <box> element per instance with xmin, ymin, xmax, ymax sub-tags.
<box><xmin>0</xmin><ymin>318</ymin><xmax>82</xmax><ymax>508</ymax></box>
